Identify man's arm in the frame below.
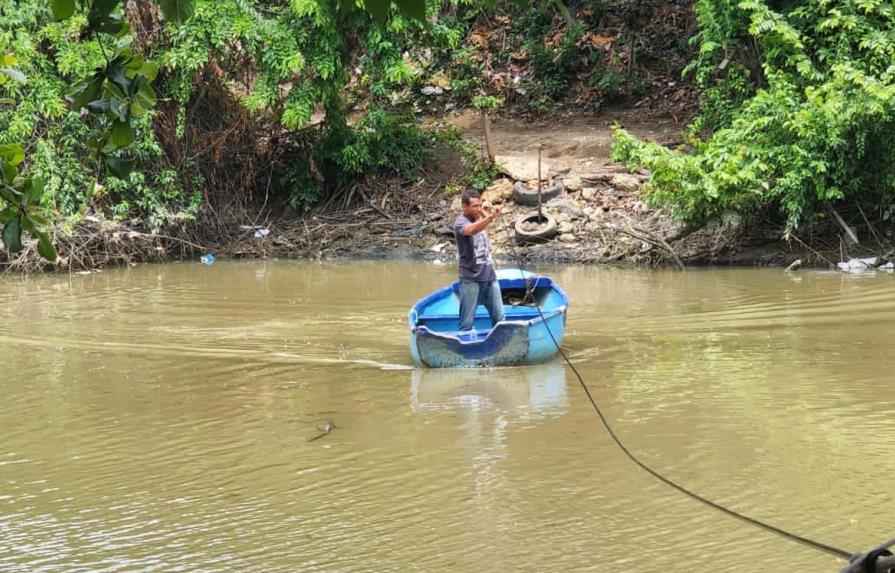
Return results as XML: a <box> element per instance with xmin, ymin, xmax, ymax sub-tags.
<box><xmin>461</xmin><ymin>206</ymin><xmax>501</xmax><ymax>236</ymax></box>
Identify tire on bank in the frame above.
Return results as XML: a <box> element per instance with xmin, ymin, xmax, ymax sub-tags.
<box><xmin>514</xmin><ymin>212</ymin><xmax>558</xmax><ymax>245</ymax></box>
<box><xmin>512</xmin><ymin>181</ymin><xmax>564</xmax><ymax>206</ymax></box>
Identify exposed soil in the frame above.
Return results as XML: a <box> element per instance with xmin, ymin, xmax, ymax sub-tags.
<box><xmin>439</xmin><ymin>108</ymin><xmax>684</xmax><ymax>171</ymax></box>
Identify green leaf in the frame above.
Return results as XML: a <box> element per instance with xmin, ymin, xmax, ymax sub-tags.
<box><xmin>139</xmin><ymin>61</ymin><xmax>159</xmax><ymax>82</ymax></box>
<box><xmin>27</xmin><ymin>211</ymin><xmax>49</xmax><ymax>228</ymax></box>
<box><xmin>67</xmin><ymin>75</ymin><xmax>105</xmax><ymax>110</ymax></box>
<box><xmin>110</xmin><ymin>98</ymin><xmax>129</xmax><ymax>122</ymax></box>
<box><xmin>0</xmin><ymin>184</ymin><xmax>16</xmax><ymax>203</ymax></box>
<box><xmin>0</xmin><ymin>207</ymin><xmax>15</xmax><ymax>225</ymax></box>
<box><xmin>0</xmin><ymin>68</ymin><xmax>26</xmax><ymax>83</ymax></box>
<box><xmin>2</xmin><ymin>215</ymin><xmax>22</xmax><ymax>253</ymax></box>
<box><xmin>393</xmin><ymin>0</ymin><xmax>426</xmax><ymax>23</ymax></box>
<box><xmin>111</xmin><ymin>50</ymin><xmax>131</xmax><ymax>67</ymax></box>
<box><xmin>363</xmin><ymin>0</ymin><xmax>390</xmax><ymax>25</ymax></box>
<box><xmin>105</xmin><ymin>156</ymin><xmax>135</xmax><ymax>179</ymax></box>
<box><xmin>27</xmin><ymin>177</ymin><xmax>45</xmax><ymax>204</ymax></box>
<box><xmin>130</xmin><ymin>101</ymin><xmax>148</xmax><ymax>118</ymax></box>
<box><xmin>109</xmin><ymin>121</ymin><xmax>135</xmax><ymax>149</ymax></box>
<box><xmin>104</xmin><ymin>79</ymin><xmax>126</xmax><ymax>100</ymax></box>
<box><xmin>134</xmin><ymin>77</ymin><xmax>157</xmax><ymax>108</ymax></box>
<box><xmin>37</xmin><ymin>232</ymin><xmax>57</xmax><ymax>262</ymax></box>
<box><xmin>114</xmin><ymin>21</ymin><xmax>131</xmax><ymax>38</ymax></box>
<box><xmin>91</xmin><ymin>15</ymin><xmax>128</xmax><ymax>36</ymax></box>
<box><xmin>51</xmin><ymin>0</ymin><xmax>76</xmax><ymax>19</ymax></box>
<box><xmin>0</xmin><ymin>98</ymin><xmax>14</xmax><ymax>105</ymax></box>
<box><xmin>86</xmin><ymin>99</ymin><xmax>112</xmax><ymax>114</ymax></box>
<box><xmin>158</xmin><ymin>0</ymin><xmax>196</xmax><ymax>25</ymax></box>
<box><xmin>125</xmin><ymin>55</ymin><xmax>145</xmax><ymax>71</ymax></box>
<box><xmin>551</xmin><ymin>0</ymin><xmax>573</xmax><ymax>26</ymax></box>
<box><xmin>86</xmin><ymin>136</ymin><xmax>104</xmax><ymax>151</ymax></box>
<box><xmin>0</xmin><ymin>157</ymin><xmax>17</xmax><ymax>183</ymax></box>
<box><xmin>19</xmin><ymin>215</ymin><xmax>34</xmax><ymax>235</ymax></box>
<box><xmin>106</xmin><ymin>64</ymin><xmax>129</xmax><ymax>97</ymax></box>
<box><xmin>0</xmin><ymin>144</ymin><xmax>25</xmax><ymax>166</ymax></box>
<box><xmin>89</xmin><ymin>0</ymin><xmax>119</xmax><ymax>21</ymax></box>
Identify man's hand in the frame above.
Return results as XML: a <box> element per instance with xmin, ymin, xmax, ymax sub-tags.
<box><xmin>461</xmin><ymin>200</ymin><xmax>501</xmax><ymax>235</ymax></box>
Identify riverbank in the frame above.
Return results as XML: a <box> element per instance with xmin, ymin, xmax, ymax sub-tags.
<box><xmin>4</xmin><ymin>110</ymin><xmax>893</xmax><ymax>273</ymax></box>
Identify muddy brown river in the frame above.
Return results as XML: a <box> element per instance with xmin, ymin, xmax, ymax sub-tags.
<box><xmin>1</xmin><ymin>261</ymin><xmax>893</xmax><ymax>571</ymax></box>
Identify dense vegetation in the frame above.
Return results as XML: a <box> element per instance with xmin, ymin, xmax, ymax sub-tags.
<box><xmin>8</xmin><ymin>0</ymin><xmax>891</xmax><ymax>266</ymax></box>
<box><xmin>613</xmin><ymin>0</ymin><xmax>895</xmax><ymax>234</ymax></box>
<box><xmin>4</xmin><ymin>0</ymin><xmax>669</xmax><ymax>264</ymax></box>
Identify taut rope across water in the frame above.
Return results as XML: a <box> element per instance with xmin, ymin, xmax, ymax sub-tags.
<box><xmin>495</xmin><ymin>212</ymin><xmax>893</xmax><ymax>571</ymax></box>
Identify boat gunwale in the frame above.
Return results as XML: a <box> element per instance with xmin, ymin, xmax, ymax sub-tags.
<box><xmin>408</xmin><ymin>270</ymin><xmax>569</xmax><ymax>341</ymax></box>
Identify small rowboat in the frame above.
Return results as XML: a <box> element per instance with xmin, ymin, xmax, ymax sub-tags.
<box><xmin>408</xmin><ymin>269</ymin><xmax>569</xmax><ymax>368</ymax></box>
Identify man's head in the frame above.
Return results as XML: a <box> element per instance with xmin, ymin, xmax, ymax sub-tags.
<box><xmin>461</xmin><ymin>188</ymin><xmax>483</xmax><ymax>219</ymax></box>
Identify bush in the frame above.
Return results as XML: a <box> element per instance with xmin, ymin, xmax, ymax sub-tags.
<box><xmin>613</xmin><ymin>0</ymin><xmax>895</xmax><ymax>233</ymax></box>
<box><xmin>283</xmin><ymin>108</ymin><xmax>431</xmax><ymax>210</ymax></box>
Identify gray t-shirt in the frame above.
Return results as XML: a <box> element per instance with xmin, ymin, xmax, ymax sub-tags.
<box><xmin>454</xmin><ymin>214</ymin><xmax>497</xmax><ymax>282</ymax></box>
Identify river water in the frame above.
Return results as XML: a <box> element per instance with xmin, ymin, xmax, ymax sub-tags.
<box><xmin>1</xmin><ymin>261</ymin><xmax>893</xmax><ymax>572</ymax></box>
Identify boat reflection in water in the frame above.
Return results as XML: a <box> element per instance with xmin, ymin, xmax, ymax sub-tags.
<box><xmin>410</xmin><ymin>361</ymin><xmax>568</xmax><ymax>420</ymax></box>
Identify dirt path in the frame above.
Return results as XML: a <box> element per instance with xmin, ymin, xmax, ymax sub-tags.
<box><xmin>441</xmin><ymin>109</ymin><xmax>683</xmax><ymax>174</ymax></box>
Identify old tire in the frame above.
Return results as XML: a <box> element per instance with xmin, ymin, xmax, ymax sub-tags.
<box><xmin>513</xmin><ymin>181</ymin><xmax>563</xmax><ymax>206</ymax></box>
<box><xmin>514</xmin><ymin>212</ymin><xmax>558</xmax><ymax>245</ymax></box>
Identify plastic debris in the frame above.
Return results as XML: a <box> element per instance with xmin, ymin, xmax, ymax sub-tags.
<box><xmin>200</xmin><ymin>253</ymin><xmax>215</xmax><ymax>265</ymax></box>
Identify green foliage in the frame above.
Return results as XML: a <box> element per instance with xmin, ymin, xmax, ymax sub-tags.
<box><xmin>472</xmin><ymin>94</ymin><xmax>502</xmax><ymax>110</ymax></box>
<box><xmin>614</xmin><ymin>0</ymin><xmax>895</xmax><ymax>233</ymax></box>
<box><xmin>283</xmin><ymin>108</ymin><xmax>431</xmax><ymax>209</ymax></box>
<box><xmin>0</xmin><ymin>0</ymin><xmax>191</xmax><ymax>259</ymax></box>
<box><xmin>156</xmin><ymin>0</ymin><xmax>432</xmax><ymax>213</ymax></box>
<box><xmin>412</xmin><ymin>0</ymin><xmax>644</xmax><ymax>115</ymax></box>
<box><xmin>0</xmin><ymin>144</ymin><xmax>57</xmax><ymax>260</ymax></box>
<box><xmin>2</xmin><ymin>0</ymin><xmax>433</xmax><ymax>262</ymax></box>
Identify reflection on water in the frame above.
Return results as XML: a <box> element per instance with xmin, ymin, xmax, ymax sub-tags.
<box><xmin>411</xmin><ymin>362</ymin><xmax>567</xmax><ymax>418</ymax></box>
<box><xmin>1</xmin><ymin>261</ymin><xmax>894</xmax><ymax>572</ymax></box>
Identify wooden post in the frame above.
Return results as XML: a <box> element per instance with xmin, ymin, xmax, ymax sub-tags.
<box><xmin>537</xmin><ymin>145</ymin><xmax>543</xmax><ymax>219</ymax></box>
<box><xmin>482</xmin><ymin>110</ymin><xmax>495</xmax><ymax>163</ymax></box>
<box><xmin>830</xmin><ymin>204</ymin><xmax>859</xmax><ymax>245</ymax></box>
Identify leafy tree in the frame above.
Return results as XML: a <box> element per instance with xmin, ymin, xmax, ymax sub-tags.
<box><xmin>1</xmin><ymin>0</ymin><xmax>430</xmax><ymax>260</ymax></box>
<box><xmin>613</xmin><ymin>0</ymin><xmax>895</xmax><ymax>234</ymax></box>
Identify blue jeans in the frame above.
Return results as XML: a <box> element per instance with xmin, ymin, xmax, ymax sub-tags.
<box><xmin>458</xmin><ymin>279</ymin><xmax>505</xmax><ymax>331</ymax></box>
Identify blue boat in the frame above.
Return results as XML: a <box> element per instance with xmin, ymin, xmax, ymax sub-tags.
<box><xmin>408</xmin><ymin>269</ymin><xmax>569</xmax><ymax>368</ymax></box>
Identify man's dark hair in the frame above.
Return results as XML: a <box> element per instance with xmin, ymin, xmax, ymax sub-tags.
<box><xmin>461</xmin><ymin>188</ymin><xmax>481</xmax><ymax>206</ymax></box>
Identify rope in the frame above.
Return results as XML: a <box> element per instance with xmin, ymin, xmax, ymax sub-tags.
<box><xmin>495</xmin><ymin>212</ymin><xmax>855</xmax><ymax>561</ymax></box>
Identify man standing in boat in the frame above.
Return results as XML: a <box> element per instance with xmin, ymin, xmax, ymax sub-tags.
<box><xmin>454</xmin><ymin>189</ymin><xmax>505</xmax><ymax>331</ymax></box>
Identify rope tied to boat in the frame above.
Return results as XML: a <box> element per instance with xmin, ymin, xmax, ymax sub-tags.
<box><xmin>494</xmin><ymin>211</ymin><xmax>893</xmax><ymax>569</ymax></box>
<box><xmin>842</xmin><ymin>542</ymin><xmax>895</xmax><ymax>573</ymax></box>
<box><xmin>860</xmin><ymin>548</ymin><xmax>894</xmax><ymax>572</ymax></box>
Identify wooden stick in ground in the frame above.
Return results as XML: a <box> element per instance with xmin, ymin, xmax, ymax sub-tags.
<box><xmin>538</xmin><ymin>144</ymin><xmax>543</xmax><ymax>219</ymax></box>
<box><xmin>622</xmin><ymin>222</ymin><xmax>686</xmax><ymax>271</ymax></box>
<box><xmin>855</xmin><ymin>201</ymin><xmax>885</xmax><ymax>250</ymax></box>
<box><xmin>829</xmin><ymin>204</ymin><xmax>859</xmax><ymax>245</ymax></box>
<box><xmin>788</xmin><ymin>232</ymin><xmax>835</xmax><ymax>267</ymax></box>
<box><xmin>612</xmin><ymin>213</ymin><xmax>685</xmax><ymax>270</ymax></box>
<box><xmin>482</xmin><ymin>111</ymin><xmax>495</xmax><ymax>163</ymax></box>
<box><xmin>357</xmin><ymin>187</ymin><xmax>392</xmax><ymax>220</ymax></box>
